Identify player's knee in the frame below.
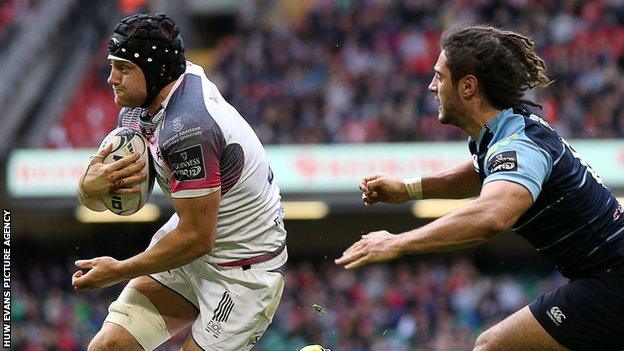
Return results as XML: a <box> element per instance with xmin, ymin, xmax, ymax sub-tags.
<box><xmin>473</xmin><ymin>328</ymin><xmax>498</xmax><ymax>351</ymax></box>
<box><xmin>88</xmin><ymin>332</ymin><xmax>127</xmax><ymax>351</ymax></box>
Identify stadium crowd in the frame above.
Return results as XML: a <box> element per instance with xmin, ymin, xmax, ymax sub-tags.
<box><xmin>0</xmin><ymin>0</ymin><xmax>42</xmax><ymax>46</ymax></box>
<box><xmin>12</xmin><ymin>258</ymin><xmax>564</xmax><ymax>351</ymax></box>
<box><xmin>45</xmin><ymin>0</ymin><xmax>624</xmax><ymax>147</ymax></box>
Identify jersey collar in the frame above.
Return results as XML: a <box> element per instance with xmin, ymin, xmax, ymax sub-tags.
<box><xmin>476</xmin><ymin>108</ymin><xmax>513</xmax><ymax>144</ymax></box>
<box><xmin>159</xmin><ymin>60</ymin><xmax>200</xmax><ymax>111</ymax></box>
<box><xmin>159</xmin><ymin>69</ymin><xmax>186</xmax><ymax>111</ymax></box>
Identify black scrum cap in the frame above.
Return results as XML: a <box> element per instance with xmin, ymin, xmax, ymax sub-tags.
<box><xmin>108</xmin><ymin>13</ymin><xmax>186</xmax><ymax>107</ymax></box>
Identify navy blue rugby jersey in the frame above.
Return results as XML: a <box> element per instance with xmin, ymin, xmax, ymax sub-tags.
<box><xmin>469</xmin><ymin>107</ymin><xmax>624</xmax><ymax>278</ymax></box>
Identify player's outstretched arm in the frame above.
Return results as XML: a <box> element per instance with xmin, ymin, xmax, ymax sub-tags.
<box><xmin>72</xmin><ymin>190</ymin><xmax>220</xmax><ymax>290</ymax></box>
<box><xmin>360</xmin><ymin>173</ymin><xmax>410</xmax><ymax>206</ymax></box>
<box><xmin>337</xmin><ymin>179</ymin><xmax>532</xmax><ymax>269</ymax></box>
<box><xmin>360</xmin><ymin>158</ymin><xmax>481</xmax><ymax>206</ymax></box>
<box><xmin>421</xmin><ymin>158</ymin><xmax>482</xmax><ymax>199</ymax></box>
<box><xmin>77</xmin><ymin>143</ymin><xmax>147</xmax><ymax>211</ymax></box>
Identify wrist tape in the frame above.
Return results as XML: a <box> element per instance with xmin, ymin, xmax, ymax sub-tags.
<box><xmin>404</xmin><ymin>177</ymin><xmax>423</xmax><ymax>200</ymax></box>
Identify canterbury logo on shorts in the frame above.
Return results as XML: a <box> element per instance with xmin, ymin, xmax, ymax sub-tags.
<box><xmin>212</xmin><ymin>291</ymin><xmax>235</xmax><ymax>322</ymax></box>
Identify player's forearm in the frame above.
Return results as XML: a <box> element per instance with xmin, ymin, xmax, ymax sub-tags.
<box><xmin>118</xmin><ymin>228</ymin><xmax>214</xmax><ymax>279</ymax></box>
<box><xmin>396</xmin><ymin>199</ymin><xmax>504</xmax><ymax>253</ymax></box>
<box><xmin>422</xmin><ymin>159</ymin><xmax>482</xmax><ymax>199</ymax></box>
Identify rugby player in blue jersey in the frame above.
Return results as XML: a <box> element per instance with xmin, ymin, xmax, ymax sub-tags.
<box><xmin>336</xmin><ymin>26</ymin><xmax>624</xmax><ymax>351</ymax></box>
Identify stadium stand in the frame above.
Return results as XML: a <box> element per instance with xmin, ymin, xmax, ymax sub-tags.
<box><xmin>0</xmin><ymin>0</ymin><xmax>41</xmax><ymax>46</ymax></box>
<box><xmin>45</xmin><ymin>51</ymin><xmax>119</xmax><ymax>149</ymax></box>
<box><xmin>46</xmin><ymin>0</ymin><xmax>624</xmax><ymax>147</ymax></box>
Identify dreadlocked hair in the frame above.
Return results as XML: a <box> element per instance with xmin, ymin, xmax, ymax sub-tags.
<box><xmin>441</xmin><ymin>25</ymin><xmax>551</xmax><ymax>109</ymax></box>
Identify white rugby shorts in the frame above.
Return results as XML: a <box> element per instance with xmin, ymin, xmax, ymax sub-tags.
<box><xmin>116</xmin><ymin>214</ymin><xmax>286</xmax><ymax>350</ymax></box>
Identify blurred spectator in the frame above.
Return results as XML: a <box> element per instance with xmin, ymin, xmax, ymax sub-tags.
<box><xmin>117</xmin><ymin>0</ymin><xmax>149</xmax><ymax>15</ymax></box>
<box><xmin>13</xmin><ymin>259</ymin><xmax>564</xmax><ymax>350</ymax></box>
<box><xmin>46</xmin><ymin>44</ymin><xmax>120</xmax><ymax>148</ymax></box>
<box><xmin>0</xmin><ymin>0</ymin><xmax>42</xmax><ymax>46</ymax></box>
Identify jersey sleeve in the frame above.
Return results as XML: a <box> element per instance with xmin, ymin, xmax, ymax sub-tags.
<box><xmin>162</xmin><ymin>120</ymin><xmax>226</xmax><ymax>199</ymax></box>
<box><xmin>483</xmin><ymin>137</ymin><xmax>553</xmax><ymax>201</ymax></box>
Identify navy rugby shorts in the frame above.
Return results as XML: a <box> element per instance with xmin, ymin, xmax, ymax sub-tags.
<box><xmin>529</xmin><ymin>266</ymin><xmax>624</xmax><ymax>351</ymax></box>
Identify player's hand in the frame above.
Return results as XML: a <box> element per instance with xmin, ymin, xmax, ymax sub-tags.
<box><xmin>80</xmin><ymin>143</ymin><xmax>147</xmax><ymax>198</ymax></box>
<box><xmin>72</xmin><ymin>256</ymin><xmax>126</xmax><ymax>291</ymax></box>
<box><xmin>360</xmin><ymin>173</ymin><xmax>409</xmax><ymax>206</ymax></box>
<box><xmin>335</xmin><ymin>230</ymin><xmax>403</xmax><ymax>270</ymax></box>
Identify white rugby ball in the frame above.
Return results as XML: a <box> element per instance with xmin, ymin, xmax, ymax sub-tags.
<box><xmin>99</xmin><ymin>127</ymin><xmax>155</xmax><ymax>216</ymax></box>
<box><xmin>299</xmin><ymin>346</ymin><xmax>329</xmax><ymax>351</ymax></box>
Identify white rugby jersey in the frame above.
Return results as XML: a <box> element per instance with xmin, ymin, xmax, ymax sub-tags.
<box><xmin>118</xmin><ymin>62</ymin><xmax>286</xmax><ymax>263</ymax></box>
